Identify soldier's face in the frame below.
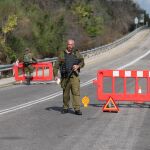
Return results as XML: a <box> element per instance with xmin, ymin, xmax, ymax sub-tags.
<box><xmin>67</xmin><ymin>41</ymin><xmax>74</xmax><ymax>52</ymax></box>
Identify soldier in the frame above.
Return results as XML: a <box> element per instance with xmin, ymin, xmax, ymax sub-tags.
<box><xmin>53</xmin><ymin>39</ymin><xmax>85</xmax><ymax>115</ymax></box>
<box><xmin>23</xmin><ymin>48</ymin><xmax>37</xmax><ymax>85</ymax></box>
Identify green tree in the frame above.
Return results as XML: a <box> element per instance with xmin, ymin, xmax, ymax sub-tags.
<box><xmin>72</xmin><ymin>2</ymin><xmax>104</xmax><ymax>37</ymax></box>
<box><xmin>0</xmin><ymin>14</ymin><xmax>18</xmax><ymax>63</ymax></box>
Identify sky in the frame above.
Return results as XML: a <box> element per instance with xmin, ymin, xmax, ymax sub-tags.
<box><xmin>135</xmin><ymin>0</ymin><xmax>150</xmax><ymax>15</ymax></box>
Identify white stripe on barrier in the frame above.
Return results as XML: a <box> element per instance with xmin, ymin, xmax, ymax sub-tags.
<box><xmin>137</xmin><ymin>71</ymin><xmax>143</xmax><ymax>77</ymax></box>
<box><xmin>113</xmin><ymin>71</ymin><xmax>119</xmax><ymax>77</ymax></box>
<box><xmin>113</xmin><ymin>70</ymin><xmax>147</xmax><ymax>77</ymax></box>
<box><xmin>125</xmin><ymin>71</ymin><xmax>131</xmax><ymax>77</ymax></box>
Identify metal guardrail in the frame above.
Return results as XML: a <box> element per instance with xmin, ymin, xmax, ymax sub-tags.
<box><xmin>80</xmin><ymin>25</ymin><xmax>147</xmax><ymax>58</ymax></box>
<box><xmin>0</xmin><ymin>25</ymin><xmax>147</xmax><ymax>78</ymax></box>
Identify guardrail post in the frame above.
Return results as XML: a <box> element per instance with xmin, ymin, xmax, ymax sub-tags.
<box><xmin>0</xmin><ymin>71</ymin><xmax>1</xmax><ymax>79</ymax></box>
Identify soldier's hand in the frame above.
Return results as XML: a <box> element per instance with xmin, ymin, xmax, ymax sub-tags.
<box><xmin>54</xmin><ymin>76</ymin><xmax>60</xmax><ymax>84</ymax></box>
<box><xmin>54</xmin><ymin>76</ymin><xmax>59</xmax><ymax>81</ymax></box>
<box><xmin>73</xmin><ymin>65</ymin><xmax>79</xmax><ymax>71</ymax></box>
<box><xmin>15</xmin><ymin>59</ymin><xmax>19</xmax><ymax>66</ymax></box>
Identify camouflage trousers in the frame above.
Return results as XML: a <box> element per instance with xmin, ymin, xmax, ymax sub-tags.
<box><xmin>24</xmin><ymin>64</ymin><xmax>34</xmax><ymax>76</ymax></box>
<box><xmin>61</xmin><ymin>75</ymin><xmax>80</xmax><ymax>111</ymax></box>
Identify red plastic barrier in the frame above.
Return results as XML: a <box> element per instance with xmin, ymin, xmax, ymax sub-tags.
<box><xmin>93</xmin><ymin>70</ymin><xmax>150</xmax><ymax>102</ymax></box>
<box><xmin>13</xmin><ymin>62</ymin><xmax>53</xmax><ymax>81</ymax></box>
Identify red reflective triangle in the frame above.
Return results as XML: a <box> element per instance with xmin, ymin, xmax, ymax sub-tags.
<box><xmin>102</xmin><ymin>97</ymin><xmax>119</xmax><ymax>112</ymax></box>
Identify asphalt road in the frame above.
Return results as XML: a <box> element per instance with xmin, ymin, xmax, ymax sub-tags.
<box><xmin>0</xmin><ymin>29</ymin><xmax>150</xmax><ymax>150</ymax></box>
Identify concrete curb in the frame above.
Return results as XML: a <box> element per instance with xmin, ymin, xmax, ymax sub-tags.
<box><xmin>0</xmin><ymin>81</ymin><xmax>16</xmax><ymax>88</ymax></box>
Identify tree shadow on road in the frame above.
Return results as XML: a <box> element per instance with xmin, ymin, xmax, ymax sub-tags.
<box><xmin>0</xmin><ymin>136</ymin><xmax>25</xmax><ymax>140</ymax></box>
<box><xmin>89</xmin><ymin>104</ymin><xmax>103</xmax><ymax>107</ymax></box>
<box><xmin>89</xmin><ymin>103</ymin><xmax>150</xmax><ymax>109</ymax></box>
<box><xmin>118</xmin><ymin>103</ymin><xmax>150</xmax><ymax>108</ymax></box>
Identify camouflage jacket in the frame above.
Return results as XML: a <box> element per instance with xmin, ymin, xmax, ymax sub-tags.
<box><xmin>23</xmin><ymin>52</ymin><xmax>36</xmax><ymax>63</ymax></box>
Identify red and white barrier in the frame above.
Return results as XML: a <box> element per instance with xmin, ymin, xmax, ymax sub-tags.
<box><xmin>93</xmin><ymin>70</ymin><xmax>150</xmax><ymax>106</ymax></box>
<box><xmin>13</xmin><ymin>62</ymin><xmax>53</xmax><ymax>81</ymax></box>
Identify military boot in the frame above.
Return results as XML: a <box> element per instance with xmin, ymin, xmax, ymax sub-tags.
<box><xmin>75</xmin><ymin>110</ymin><xmax>82</xmax><ymax>115</ymax></box>
<box><xmin>26</xmin><ymin>76</ymin><xmax>33</xmax><ymax>85</ymax></box>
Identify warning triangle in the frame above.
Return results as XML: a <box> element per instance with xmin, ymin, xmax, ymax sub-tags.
<box><xmin>102</xmin><ymin>97</ymin><xmax>119</xmax><ymax>112</ymax></box>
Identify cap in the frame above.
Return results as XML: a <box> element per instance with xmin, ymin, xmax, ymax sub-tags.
<box><xmin>25</xmin><ymin>48</ymin><xmax>30</xmax><ymax>51</ymax></box>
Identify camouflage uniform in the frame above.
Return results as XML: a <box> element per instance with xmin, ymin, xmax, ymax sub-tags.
<box><xmin>23</xmin><ymin>49</ymin><xmax>37</xmax><ymax>76</ymax></box>
<box><xmin>53</xmin><ymin>49</ymin><xmax>84</xmax><ymax>111</ymax></box>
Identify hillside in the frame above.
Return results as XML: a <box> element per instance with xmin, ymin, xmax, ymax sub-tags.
<box><xmin>0</xmin><ymin>0</ymin><xmax>148</xmax><ymax>64</ymax></box>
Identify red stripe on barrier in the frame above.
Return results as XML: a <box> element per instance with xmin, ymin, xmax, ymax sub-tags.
<box><xmin>13</xmin><ymin>62</ymin><xmax>53</xmax><ymax>81</ymax></box>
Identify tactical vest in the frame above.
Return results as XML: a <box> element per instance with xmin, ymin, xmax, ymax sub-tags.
<box><xmin>23</xmin><ymin>53</ymin><xmax>31</xmax><ymax>63</ymax></box>
<box><xmin>60</xmin><ymin>51</ymin><xmax>80</xmax><ymax>78</ymax></box>
<box><xmin>23</xmin><ymin>53</ymin><xmax>32</xmax><ymax>67</ymax></box>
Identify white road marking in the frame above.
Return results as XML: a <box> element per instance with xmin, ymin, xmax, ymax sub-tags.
<box><xmin>117</xmin><ymin>50</ymin><xmax>150</xmax><ymax>70</ymax></box>
<box><xmin>0</xmin><ymin>49</ymin><xmax>150</xmax><ymax>115</ymax></box>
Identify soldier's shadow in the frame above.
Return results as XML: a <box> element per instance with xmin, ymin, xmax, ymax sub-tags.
<box><xmin>45</xmin><ymin>106</ymin><xmax>61</xmax><ymax>112</ymax></box>
<box><xmin>45</xmin><ymin>106</ymin><xmax>75</xmax><ymax>114</ymax></box>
